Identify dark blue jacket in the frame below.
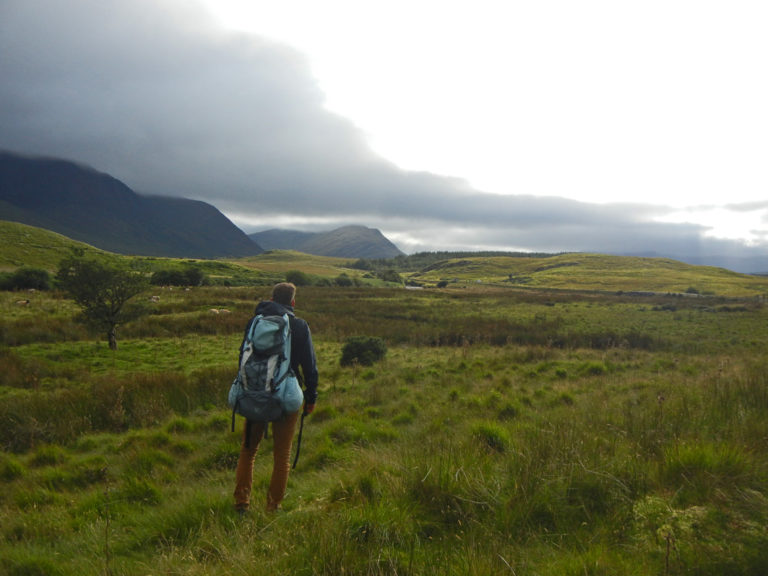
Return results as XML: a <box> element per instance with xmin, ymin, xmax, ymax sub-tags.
<box><xmin>243</xmin><ymin>300</ymin><xmax>319</xmax><ymax>405</ymax></box>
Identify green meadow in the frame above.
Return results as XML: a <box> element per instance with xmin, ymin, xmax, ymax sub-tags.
<box><xmin>2</xmin><ymin>226</ymin><xmax>768</xmax><ymax>574</ymax></box>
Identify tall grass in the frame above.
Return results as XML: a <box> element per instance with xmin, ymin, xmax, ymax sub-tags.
<box><xmin>1</xmin><ymin>285</ymin><xmax>768</xmax><ymax>574</ymax></box>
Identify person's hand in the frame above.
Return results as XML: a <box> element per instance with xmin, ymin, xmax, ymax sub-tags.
<box><xmin>303</xmin><ymin>404</ymin><xmax>315</xmax><ymax>415</ymax></box>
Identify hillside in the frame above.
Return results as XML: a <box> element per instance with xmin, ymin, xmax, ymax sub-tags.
<box><xmin>0</xmin><ymin>151</ymin><xmax>262</xmax><ymax>258</ymax></box>
<box><xmin>249</xmin><ymin>225</ymin><xmax>404</xmax><ymax>258</ymax></box>
<box><xmin>0</xmin><ymin>220</ymin><xmax>275</xmax><ymax>285</ymax></box>
<box><xmin>410</xmin><ymin>252</ymin><xmax>768</xmax><ymax>298</ymax></box>
<box><xmin>0</xmin><ymin>220</ymin><xmax>106</xmax><ymax>270</ymax></box>
<box><xmin>3</xmin><ymin>221</ymin><xmax>767</xmax><ymax>298</ymax></box>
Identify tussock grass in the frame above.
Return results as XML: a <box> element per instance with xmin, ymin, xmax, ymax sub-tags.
<box><xmin>2</xmin><ymin>284</ymin><xmax>768</xmax><ymax>574</ymax></box>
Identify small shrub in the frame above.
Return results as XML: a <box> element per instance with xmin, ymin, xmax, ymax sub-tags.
<box><xmin>340</xmin><ymin>336</ymin><xmax>387</xmax><ymax>367</ymax></box>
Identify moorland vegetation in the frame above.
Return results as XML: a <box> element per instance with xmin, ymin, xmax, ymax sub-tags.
<box><xmin>2</xmin><ymin>222</ymin><xmax>768</xmax><ymax>575</ymax></box>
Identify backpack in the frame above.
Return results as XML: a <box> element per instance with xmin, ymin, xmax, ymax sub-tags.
<box><xmin>228</xmin><ymin>313</ymin><xmax>303</xmax><ymax>431</ymax></box>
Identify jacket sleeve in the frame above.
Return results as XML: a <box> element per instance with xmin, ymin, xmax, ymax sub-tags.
<box><xmin>291</xmin><ymin>318</ymin><xmax>319</xmax><ymax>404</ymax></box>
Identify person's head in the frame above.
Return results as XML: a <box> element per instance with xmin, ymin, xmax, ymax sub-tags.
<box><xmin>271</xmin><ymin>282</ymin><xmax>296</xmax><ymax>306</ymax></box>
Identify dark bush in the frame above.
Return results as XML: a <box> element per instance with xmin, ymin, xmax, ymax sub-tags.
<box><xmin>335</xmin><ymin>273</ymin><xmax>354</xmax><ymax>287</ymax></box>
<box><xmin>0</xmin><ymin>267</ymin><xmax>51</xmax><ymax>291</ymax></box>
<box><xmin>340</xmin><ymin>336</ymin><xmax>387</xmax><ymax>367</ymax></box>
<box><xmin>377</xmin><ymin>269</ymin><xmax>402</xmax><ymax>284</ymax></box>
<box><xmin>150</xmin><ymin>267</ymin><xmax>206</xmax><ymax>286</ymax></box>
<box><xmin>285</xmin><ymin>270</ymin><xmax>312</xmax><ymax>286</ymax></box>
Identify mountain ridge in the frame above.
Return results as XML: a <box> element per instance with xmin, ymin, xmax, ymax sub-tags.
<box><xmin>0</xmin><ymin>150</ymin><xmax>262</xmax><ymax>259</ymax></box>
<box><xmin>250</xmin><ymin>225</ymin><xmax>404</xmax><ymax>259</ymax></box>
<box><xmin>2</xmin><ymin>150</ymin><xmax>764</xmax><ymax>272</ymax></box>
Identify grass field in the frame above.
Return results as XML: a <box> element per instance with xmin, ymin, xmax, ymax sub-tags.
<box><xmin>2</xmin><ymin>280</ymin><xmax>768</xmax><ymax>575</ymax></box>
<box><xmin>2</xmin><ymin>221</ymin><xmax>768</xmax><ymax>574</ymax></box>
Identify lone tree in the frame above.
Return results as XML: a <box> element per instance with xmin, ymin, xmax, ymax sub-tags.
<box><xmin>56</xmin><ymin>252</ymin><xmax>149</xmax><ymax>350</ymax></box>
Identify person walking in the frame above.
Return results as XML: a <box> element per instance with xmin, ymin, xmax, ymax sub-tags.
<box><xmin>234</xmin><ymin>282</ymin><xmax>318</xmax><ymax>514</ymax></box>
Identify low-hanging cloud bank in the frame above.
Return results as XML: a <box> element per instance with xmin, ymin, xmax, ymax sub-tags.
<box><xmin>0</xmin><ymin>0</ymin><xmax>765</xmax><ymax>271</ymax></box>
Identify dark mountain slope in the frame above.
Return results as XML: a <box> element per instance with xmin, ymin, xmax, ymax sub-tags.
<box><xmin>250</xmin><ymin>225</ymin><xmax>404</xmax><ymax>258</ymax></box>
<box><xmin>250</xmin><ymin>229</ymin><xmax>317</xmax><ymax>252</ymax></box>
<box><xmin>0</xmin><ymin>151</ymin><xmax>262</xmax><ymax>258</ymax></box>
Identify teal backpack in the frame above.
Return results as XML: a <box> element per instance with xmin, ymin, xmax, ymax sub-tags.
<box><xmin>228</xmin><ymin>313</ymin><xmax>304</xmax><ymax>429</ymax></box>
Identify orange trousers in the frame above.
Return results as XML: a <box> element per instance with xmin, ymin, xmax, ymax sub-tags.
<box><xmin>233</xmin><ymin>410</ymin><xmax>300</xmax><ymax>512</ymax></box>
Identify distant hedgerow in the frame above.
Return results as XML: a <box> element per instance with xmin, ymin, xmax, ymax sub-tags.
<box><xmin>340</xmin><ymin>336</ymin><xmax>387</xmax><ymax>367</ymax></box>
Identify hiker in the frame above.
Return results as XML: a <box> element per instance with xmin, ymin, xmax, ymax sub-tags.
<box><xmin>233</xmin><ymin>282</ymin><xmax>318</xmax><ymax>514</ymax></box>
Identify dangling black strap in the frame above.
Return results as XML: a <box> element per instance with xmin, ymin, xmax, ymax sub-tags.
<box><xmin>292</xmin><ymin>411</ymin><xmax>307</xmax><ymax>469</ymax></box>
<box><xmin>244</xmin><ymin>419</ymin><xmax>252</xmax><ymax>449</ymax></box>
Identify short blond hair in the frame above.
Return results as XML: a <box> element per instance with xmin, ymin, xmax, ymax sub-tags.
<box><xmin>272</xmin><ymin>282</ymin><xmax>296</xmax><ymax>306</ymax></box>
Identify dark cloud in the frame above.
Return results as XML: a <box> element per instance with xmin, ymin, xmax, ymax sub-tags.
<box><xmin>1</xmin><ymin>0</ymin><xmax>765</xmax><ymax>271</ymax></box>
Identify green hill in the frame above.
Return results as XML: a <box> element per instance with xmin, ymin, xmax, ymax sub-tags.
<box><xmin>0</xmin><ymin>220</ymin><xmax>270</xmax><ymax>286</ymax></box>
<box><xmin>0</xmin><ymin>220</ymin><xmax>106</xmax><ymax>270</ymax></box>
<box><xmin>4</xmin><ymin>220</ymin><xmax>768</xmax><ymax>298</ymax></box>
<box><xmin>410</xmin><ymin>252</ymin><xmax>768</xmax><ymax>298</ymax></box>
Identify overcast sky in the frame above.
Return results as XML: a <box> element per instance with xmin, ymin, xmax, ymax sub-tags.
<box><xmin>1</xmin><ymin>0</ymin><xmax>766</xmax><ymax>267</ymax></box>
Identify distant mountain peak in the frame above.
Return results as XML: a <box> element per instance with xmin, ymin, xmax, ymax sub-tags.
<box><xmin>250</xmin><ymin>225</ymin><xmax>404</xmax><ymax>259</ymax></box>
